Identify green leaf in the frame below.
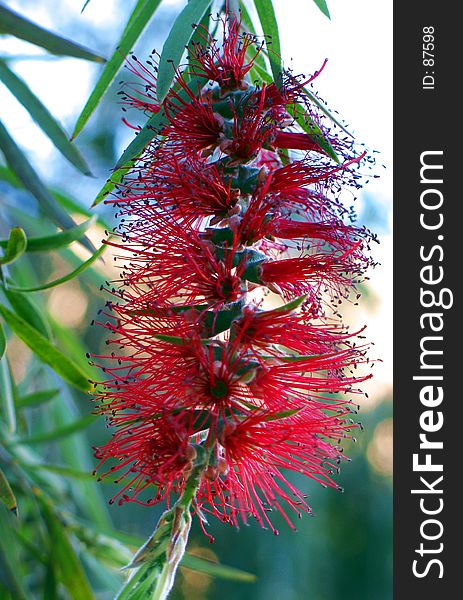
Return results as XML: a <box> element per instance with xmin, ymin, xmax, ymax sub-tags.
<box><xmin>0</xmin><ymin>322</ymin><xmax>5</xmax><ymax>360</ymax></box>
<box><xmin>154</xmin><ymin>334</ymin><xmax>210</xmax><ymax>346</ymax></box>
<box><xmin>265</xmin><ymin>353</ymin><xmax>323</xmax><ymax>362</ymax></box>
<box><xmin>7</xmin><ymin>241</ymin><xmax>107</xmax><ymax>292</ymax></box>
<box><xmin>188</xmin><ymin>4</ymin><xmax>210</xmax><ymax>72</ymax></box>
<box><xmin>253</xmin><ymin>0</ymin><xmax>282</xmax><ymax>84</ymax></box>
<box><xmin>0</xmin><ymin>4</ymin><xmax>105</xmax><ymax>62</ymax></box>
<box><xmin>15</xmin><ymin>388</ymin><xmax>60</xmax><ymax>409</ymax></box>
<box><xmin>72</xmin><ymin>0</ymin><xmax>163</xmax><ymax>138</ymax></box>
<box><xmin>156</xmin><ymin>0</ymin><xmax>212</xmax><ymax>102</ymax></box>
<box><xmin>0</xmin><ymin>357</ymin><xmax>16</xmax><ymax>433</ymax></box>
<box><xmin>0</xmin><ymin>227</ymin><xmax>27</xmax><ymax>265</ymax></box>
<box><xmin>300</xmin><ymin>86</ymin><xmax>351</xmax><ymax>138</ymax></box>
<box><xmin>263</xmin><ymin>407</ymin><xmax>302</xmax><ymax>421</ymax></box>
<box><xmin>0</xmin><ymin>505</ymin><xmax>27</xmax><ymax>599</ymax></box>
<box><xmin>26</xmin><ymin>463</ymin><xmax>99</xmax><ymax>482</ymax></box>
<box><xmin>2</xmin><ymin>287</ymin><xmax>52</xmax><ymax>339</ymax></box>
<box><xmin>0</xmin><ymin>216</ymin><xmax>97</xmax><ymax>253</ymax></box>
<box><xmin>181</xmin><ymin>554</ymin><xmax>256</xmax><ymax>582</ymax></box>
<box><xmin>0</xmin><ymin>467</ymin><xmax>17</xmax><ymax>515</ymax></box>
<box><xmin>0</xmin><ymin>305</ymin><xmax>92</xmax><ymax>391</ymax></box>
<box><xmin>91</xmin><ymin>162</ymin><xmax>128</xmax><ymax>207</ymax></box>
<box><xmin>0</xmin><ymin>165</ymin><xmax>111</xmax><ymax>229</ymax></box>
<box><xmin>69</xmin><ymin>521</ymin><xmax>133</xmax><ymax>568</ymax></box>
<box><xmin>15</xmin><ymin>414</ymin><xmax>97</xmax><ymax>445</ymax></box>
<box><xmin>0</xmin><ymin>120</ymin><xmax>95</xmax><ymax>254</ymax></box>
<box><xmin>35</xmin><ymin>492</ymin><xmax>95</xmax><ymax>600</ymax></box>
<box><xmin>292</xmin><ymin>101</ymin><xmax>339</xmax><ymax>162</ymax></box>
<box><xmin>274</xmin><ymin>294</ymin><xmax>307</xmax><ymax>312</ymax></box>
<box><xmin>114</xmin><ymin>109</ymin><xmax>166</xmax><ymax>169</ymax></box>
<box><xmin>0</xmin><ymin>59</ymin><xmax>91</xmax><ymax>175</ymax></box>
<box><xmin>313</xmin><ymin>0</ymin><xmax>331</xmax><ymax>19</ymax></box>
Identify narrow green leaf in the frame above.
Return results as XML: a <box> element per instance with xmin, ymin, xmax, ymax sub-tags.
<box><xmin>2</xmin><ymin>287</ymin><xmax>52</xmax><ymax>339</ymax></box>
<box><xmin>187</xmin><ymin>3</ymin><xmax>211</xmax><ymax>75</ymax></box>
<box><xmin>0</xmin><ymin>165</ymin><xmax>111</xmax><ymax>229</ymax></box>
<box><xmin>154</xmin><ymin>334</ymin><xmax>209</xmax><ymax>346</ymax></box>
<box><xmin>301</xmin><ymin>86</ymin><xmax>352</xmax><ymax>137</ymax></box>
<box><xmin>0</xmin><ymin>357</ymin><xmax>16</xmax><ymax>433</ymax></box>
<box><xmin>91</xmin><ymin>163</ymin><xmax>128</xmax><ymax>207</ymax></box>
<box><xmin>265</xmin><ymin>353</ymin><xmax>323</xmax><ymax>362</ymax></box>
<box><xmin>0</xmin><ymin>59</ymin><xmax>91</xmax><ymax>174</ymax></box>
<box><xmin>263</xmin><ymin>407</ymin><xmax>302</xmax><ymax>421</ymax></box>
<box><xmin>72</xmin><ymin>0</ymin><xmax>163</xmax><ymax>138</ymax></box>
<box><xmin>238</xmin><ymin>2</ymin><xmax>272</xmax><ymax>79</ymax></box>
<box><xmin>181</xmin><ymin>554</ymin><xmax>256</xmax><ymax>582</ymax></box>
<box><xmin>35</xmin><ymin>492</ymin><xmax>95</xmax><ymax>600</ymax></box>
<box><xmin>0</xmin><ymin>120</ymin><xmax>95</xmax><ymax>254</ymax></box>
<box><xmin>69</xmin><ymin>521</ymin><xmax>133</xmax><ymax>568</ymax></box>
<box><xmin>253</xmin><ymin>0</ymin><xmax>282</xmax><ymax>84</ymax></box>
<box><xmin>292</xmin><ymin>101</ymin><xmax>339</xmax><ymax>162</ymax></box>
<box><xmin>0</xmin><ymin>216</ymin><xmax>97</xmax><ymax>253</ymax></box>
<box><xmin>0</xmin><ymin>321</ymin><xmax>6</xmax><ymax>359</ymax></box>
<box><xmin>27</xmin><ymin>463</ymin><xmax>98</xmax><ymax>482</ymax></box>
<box><xmin>15</xmin><ymin>388</ymin><xmax>60</xmax><ymax>409</ymax></box>
<box><xmin>0</xmin><ymin>305</ymin><xmax>92</xmax><ymax>391</ymax></box>
<box><xmin>0</xmin><ymin>5</ymin><xmax>105</xmax><ymax>62</ymax></box>
<box><xmin>15</xmin><ymin>414</ymin><xmax>97</xmax><ymax>445</ymax></box>
<box><xmin>7</xmin><ymin>241</ymin><xmax>107</xmax><ymax>292</ymax></box>
<box><xmin>156</xmin><ymin>0</ymin><xmax>212</xmax><ymax>102</ymax></box>
<box><xmin>313</xmin><ymin>0</ymin><xmax>331</xmax><ymax>19</ymax></box>
<box><xmin>43</xmin><ymin>561</ymin><xmax>60</xmax><ymax>600</ymax></box>
<box><xmin>114</xmin><ymin>108</ymin><xmax>166</xmax><ymax>169</ymax></box>
<box><xmin>0</xmin><ymin>505</ymin><xmax>27</xmax><ymax>599</ymax></box>
<box><xmin>0</xmin><ymin>227</ymin><xmax>27</xmax><ymax>265</ymax></box>
<box><xmin>274</xmin><ymin>294</ymin><xmax>307</xmax><ymax>312</ymax></box>
<box><xmin>0</xmin><ymin>467</ymin><xmax>17</xmax><ymax>515</ymax></box>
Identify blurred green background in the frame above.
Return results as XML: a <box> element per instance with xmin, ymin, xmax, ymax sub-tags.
<box><xmin>0</xmin><ymin>1</ymin><xmax>392</xmax><ymax>598</ymax></box>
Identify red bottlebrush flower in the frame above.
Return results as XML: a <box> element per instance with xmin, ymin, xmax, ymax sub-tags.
<box><xmin>273</xmin><ymin>131</ymin><xmax>324</xmax><ymax>152</ymax></box>
<box><xmin>189</xmin><ymin>16</ymin><xmax>262</xmax><ymax>90</ymax></box>
<box><xmin>164</xmin><ymin>85</ymin><xmax>224</xmax><ymax>154</ymax></box>
<box><xmin>115</xmin><ymin>151</ymin><xmax>240</xmax><ymax>225</ymax></box>
<box><xmin>92</xmin><ymin>14</ymin><xmax>376</xmax><ymax>540</ymax></box>
<box><xmin>105</xmin><ymin>216</ymin><xmax>247</xmax><ymax>310</ymax></box>
<box><xmin>233</xmin><ymin>302</ymin><xmax>366</xmax><ymax>358</ymax></box>
<box><xmin>199</xmin><ymin>408</ymin><xmax>355</xmax><ymax>531</ymax></box>
<box><xmin>94</xmin><ymin>412</ymin><xmax>198</xmax><ymax>506</ymax></box>
<box><xmin>273</xmin><ymin>218</ymin><xmax>371</xmax><ymax>255</ymax></box>
<box><xmin>269</xmin><ymin>152</ymin><xmax>366</xmax><ymax>196</ymax></box>
<box><xmin>245</xmin><ymin>249</ymin><xmax>367</xmax><ymax>304</ymax></box>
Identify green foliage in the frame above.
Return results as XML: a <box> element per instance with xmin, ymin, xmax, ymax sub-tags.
<box><xmin>253</xmin><ymin>0</ymin><xmax>282</xmax><ymax>84</ymax></box>
<box><xmin>313</xmin><ymin>0</ymin><xmax>331</xmax><ymax>19</ymax></box>
<box><xmin>156</xmin><ymin>0</ymin><xmax>213</xmax><ymax>102</ymax></box>
<box><xmin>0</xmin><ymin>305</ymin><xmax>92</xmax><ymax>391</ymax></box>
<box><xmin>0</xmin><ymin>59</ymin><xmax>91</xmax><ymax>175</ymax></box>
<box><xmin>72</xmin><ymin>0</ymin><xmax>164</xmax><ymax>139</ymax></box>
<box><xmin>0</xmin><ymin>120</ymin><xmax>95</xmax><ymax>254</ymax></box>
<box><xmin>0</xmin><ymin>4</ymin><xmax>105</xmax><ymax>62</ymax></box>
<box><xmin>6</xmin><ymin>241</ymin><xmax>107</xmax><ymax>292</ymax></box>
<box><xmin>0</xmin><ymin>227</ymin><xmax>27</xmax><ymax>266</ymax></box>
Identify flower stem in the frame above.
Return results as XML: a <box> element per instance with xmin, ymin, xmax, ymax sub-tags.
<box><xmin>115</xmin><ymin>470</ymin><xmax>202</xmax><ymax>600</ymax></box>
